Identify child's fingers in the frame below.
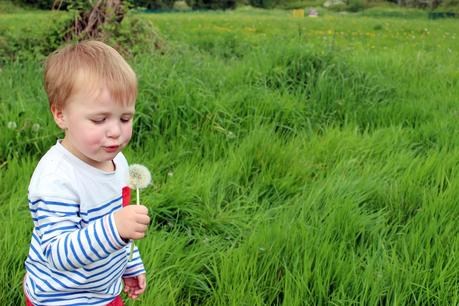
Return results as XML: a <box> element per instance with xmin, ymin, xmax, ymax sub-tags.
<box><xmin>139</xmin><ymin>275</ymin><xmax>147</xmax><ymax>289</ymax></box>
<box><xmin>133</xmin><ymin>288</ymin><xmax>144</xmax><ymax>295</ymax></box>
<box><xmin>132</xmin><ymin>281</ymin><xmax>146</xmax><ymax>294</ymax></box>
<box><xmin>125</xmin><ymin>285</ymin><xmax>137</xmax><ymax>297</ymax></box>
<box><xmin>133</xmin><ymin>284</ymin><xmax>145</xmax><ymax>295</ymax></box>
<box><xmin>124</xmin><ymin>274</ymin><xmax>146</xmax><ymax>298</ymax></box>
<box><xmin>136</xmin><ymin>214</ymin><xmax>150</xmax><ymax>225</ymax></box>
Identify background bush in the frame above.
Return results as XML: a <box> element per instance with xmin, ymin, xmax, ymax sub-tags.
<box><xmin>248</xmin><ymin>0</ymin><xmax>279</xmax><ymax>8</ymax></box>
<box><xmin>129</xmin><ymin>0</ymin><xmax>176</xmax><ymax>9</ymax></box>
<box><xmin>12</xmin><ymin>0</ymin><xmax>54</xmax><ymax>9</ymax></box>
<box><xmin>185</xmin><ymin>0</ymin><xmax>236</xmax><ymax>9</ymax></box>
<box><xmin>346</xmin><ymin>0</ymin><xmax>368</xmax><ymax>11</ymax></box>
<box><xmin>11</xmin><ymin>0</ymin><xmax>77</xmax><ymax>10</ymax></box>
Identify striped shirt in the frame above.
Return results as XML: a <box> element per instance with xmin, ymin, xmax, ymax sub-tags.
<box><xmin>24</xmin><ymin>141</ymin><xmax>146</xmax><ymax>306</ymax></box>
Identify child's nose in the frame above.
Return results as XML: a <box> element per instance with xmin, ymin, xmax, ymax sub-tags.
<box><xmin>107</xmin><ymin>121</ymin><xmax>122</xmax><ymax>138</ymax></box>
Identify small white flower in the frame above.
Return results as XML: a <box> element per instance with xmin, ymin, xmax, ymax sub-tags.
<box><xmin>128</xmin><ymin>164</ymin><xmax>152</xmax><ymax>189</ymax></box>
<box><xmin>167</xmin><ymin>171</ymin><xmax>174</xmax><ymax>177</ymax></box>
<box><xmin>7</xmin><ymin>121</ymin><xmax>17</xmax><ymax>129</ymax></box>
<box><xmin>32</xmin><ymin>123</ymin><xmax>40</xmax><ymax>132</ymax></box>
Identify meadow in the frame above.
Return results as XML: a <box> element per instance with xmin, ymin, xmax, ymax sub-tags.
<box><xmin>1</xmin><ymin>6</ymin><xmax>459</xmax><ymax>305</ymax></box>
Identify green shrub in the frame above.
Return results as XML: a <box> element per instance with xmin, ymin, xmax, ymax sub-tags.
<box><xmin>249</xmin><ymin>0</ymin><xmax>279</xmax><ymax>8</ymax></box>
<box><xmin>346</xmin><ymin>0</ymin><xmax>367</xmax><ymax>11</ymax></box>
<box><xmin>440</xmin><ymin>0</ymin><xmax>459</xmax><ymax>7</ymax></box>
<box><xmin>11</xmin><ymin>0</ymin><xmax>76</xmax><ymax>10</ymax></box>
<box><xmin>12</xmin><ymin>0</ymin><xmax>53</xmax><ymax>9</ymax></box>
<box><xmin>0</xmin><ymin>1</ymin><xmax>28</xmax><ymax>12</ymax></box>
<box><xmin>0</xmin><ymin>12</ymin><xmax>164</xmax><ymax>64</ymax></box>
<box><xmin>130</xmin><ymin>0</ymin><xmax>176</xmax><ymax>9</ymax></box>
<box><xmin>103</xmin><ymin>15</ymin><xmax>166</xmax><ymax>57</ymax></box>
<box><xmin>325</xmin><ymin>0</ymin><xmax>368</xmax><ymax>11</ymax></box>
<box><xmin>0</xmin><ymin>14</ymin><xmax>70</xmax><ymax>63</ymax></box>
<box><xmin>185</xmin><ymin>0</ymin><xmax>236</xmax><ymax>9</ymax></box>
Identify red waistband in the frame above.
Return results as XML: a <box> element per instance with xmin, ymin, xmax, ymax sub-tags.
<box><xmin>25</xmin><ymin>295</ymin><xmax>124</xmax><ymax>306</ymax></box>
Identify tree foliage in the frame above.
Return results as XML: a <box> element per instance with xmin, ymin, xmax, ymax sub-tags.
<box><xmin>130</xmin><ymin>0</ymin><xmax>175</xmax><ymax>9</ymax></box>
<box><xmin>185</xmin><ymin>0</ymin><xmax>236</xmax><ymax>9</ymax></box>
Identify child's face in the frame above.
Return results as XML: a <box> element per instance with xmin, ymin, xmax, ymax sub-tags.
<box><xmin>53</xmin><ymin>86</ymin><xmax>135</xmax><ymax>170</ymax></box>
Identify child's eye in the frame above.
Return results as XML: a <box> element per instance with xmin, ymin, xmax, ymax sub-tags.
<box><xmin>121</xmin><ymin>117</ymin><xmax>132</xmax><ymax>123</ymax></box>
<box><xmin>91</xmin><ymin>118</ymin><xmax>105</xmax><ymax>124</ymax></box>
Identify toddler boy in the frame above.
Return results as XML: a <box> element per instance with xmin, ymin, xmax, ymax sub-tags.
<box><xmin>24</xmin><ymin>40</ymin><xmax>149</xmax><ymax>305</ymax></box>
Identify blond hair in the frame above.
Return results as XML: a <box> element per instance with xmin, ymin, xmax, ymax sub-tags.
<box><xmin>44</xmin><ymin>40</ymin><xmax>137</xmax><ymax>110</ymax></box>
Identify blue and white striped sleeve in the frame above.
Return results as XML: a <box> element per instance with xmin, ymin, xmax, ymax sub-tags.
<box><xmin>30</xmin><ymin>176</ymin><xmax>128</xmax><ymax>271</ymax></box>
<box><xmin>123</xmin><ymin>246</ymin><xmax>146</xmax><ymax>277</ymax></box>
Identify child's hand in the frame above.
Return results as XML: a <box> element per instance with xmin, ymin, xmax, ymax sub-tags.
<box><xmin>114</xmin><ymin>205</ymin><xmax>150</xmax><ymax>240</ymax></box>
<box><xmin>123</xmin><ymin>273</ymin><xmax>147</xmax><ymax>299</ymax></box>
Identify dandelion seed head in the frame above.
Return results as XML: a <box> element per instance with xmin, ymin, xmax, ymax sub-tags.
<box><xmin>32</xmin><ymin>123</ymin><xmax>41</xmax><ymax>132</ymax></box>
<box><xmin>7</xmin><ymin>121</ymin><xmax>17</xmax><ymax>129</ymax></box>
<box><xmin>227</xmin><ymin>131</ymin><xmax>236</xmax><ymax>139</ymax></box>
<box><xmin>128</xmin><ymin>164</ymin><xmax>152</xmax><ymax>189</ymax></box>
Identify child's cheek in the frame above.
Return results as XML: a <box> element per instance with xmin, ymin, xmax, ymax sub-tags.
<box><xmin>123</xmin><ymin>124</ymin><xmax>133</xmax><ymax>142</ymax></box>
<box><xmin>85</xmin><ymin>129</ymin><xmax>105</xmax><ymax>146</ymax></box>
<box><xmin>126</xmin><ymin>128</ymin><xmax>133</xmax><ymax>142</ymax></box>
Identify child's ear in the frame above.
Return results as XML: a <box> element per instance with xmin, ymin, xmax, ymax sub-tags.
<box><xmin>51</xmin><ymin>104</ymin><xmax>67</xmax><ymax>130</ymax></box>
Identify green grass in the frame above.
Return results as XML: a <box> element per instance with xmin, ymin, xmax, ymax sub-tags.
<box><xmin>1</xmin><ymin>6</ymin><xmax>459</xmax><ymax>305</ymax></box>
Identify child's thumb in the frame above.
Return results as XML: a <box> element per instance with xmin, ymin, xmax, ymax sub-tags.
<box><xmin>139</xmin><ymin>275</ymin><xmax>146</xmax><ymax>289</ymax></box>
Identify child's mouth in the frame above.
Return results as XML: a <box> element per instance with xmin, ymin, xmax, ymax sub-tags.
<box><xmin>104</xmin><ymin>145</ymin><xmax>119</xmax><ymax>153</ymax></box>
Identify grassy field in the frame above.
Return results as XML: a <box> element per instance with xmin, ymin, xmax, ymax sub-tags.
<box><xmin>1</xmin><ymin>6</ymin><xmax>459</xmax><ymax>305</ymax></box>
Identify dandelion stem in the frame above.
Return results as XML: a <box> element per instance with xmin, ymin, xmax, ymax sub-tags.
<box><xmin>128</xmin><ymin>188</ymin><xmax>140</xmax><ymax>260</ymax></box>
